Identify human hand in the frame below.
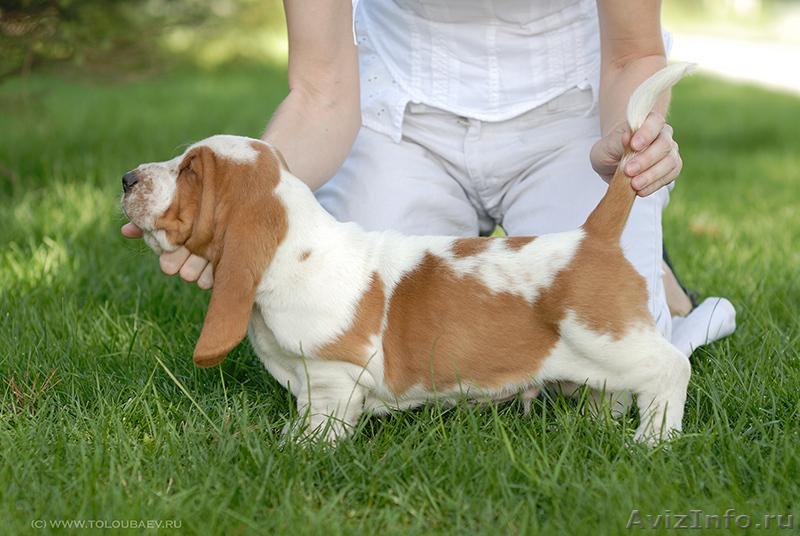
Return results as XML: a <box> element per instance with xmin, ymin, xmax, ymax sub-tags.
<box><xmin>590</xmin><ymin>111</ymin><xmax>682</xmax><ymax>197</ymax></box>
<box><xmin>121</xmin><ymin>222</ymin><xmax>214</xmax><ymax>289</ymax></box>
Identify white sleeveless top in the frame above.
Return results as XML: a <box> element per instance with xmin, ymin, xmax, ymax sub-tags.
<box><xmin>354</xmin><ymin>0</ymin><xmax>605</xmax><ymax>142</ymax></box>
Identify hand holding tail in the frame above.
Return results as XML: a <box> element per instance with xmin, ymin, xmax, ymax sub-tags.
<box><xmin>591</xmin><ymin>63</ymin><xmax>696</xmax><ymax>197</ymax></box>
<box><xmin>585</xmin><ymin>62</ymin><xmax>696</xmax><ymax>241</ymax></box>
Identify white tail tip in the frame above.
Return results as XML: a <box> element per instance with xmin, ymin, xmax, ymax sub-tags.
<box><xmin>627</xmin><ymin>62</ymin><xmax>697</xmax><ymax>131</ymax></box>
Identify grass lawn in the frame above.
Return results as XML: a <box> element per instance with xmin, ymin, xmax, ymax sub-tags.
<box><xmin>1</xmin><ymin>65</ymin><xmax>799</xmax><ymax>535</ymax></box>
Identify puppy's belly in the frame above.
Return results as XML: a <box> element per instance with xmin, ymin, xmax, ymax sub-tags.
<box><xmin>362</xmin><ymin>381</ymin><xmax>544</xmax><ymax>415</ymax></box>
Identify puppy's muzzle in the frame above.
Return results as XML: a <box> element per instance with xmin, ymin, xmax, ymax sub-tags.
<box><xmin>122</xmin><ymin>171</ymin><xmax>139</xmax><ymax>193</ymax></box>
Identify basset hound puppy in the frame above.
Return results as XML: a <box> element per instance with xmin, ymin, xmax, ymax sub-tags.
<box><xmin>122</xmin><ymin>63</ymin><xmax>695</xmax><ymax>445</ymax></box>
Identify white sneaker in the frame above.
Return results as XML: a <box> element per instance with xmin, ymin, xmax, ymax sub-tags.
<box><xmin>671</xmin><ymin>297</ymin><xmax>737</xmax><ymax>357</ymax></box>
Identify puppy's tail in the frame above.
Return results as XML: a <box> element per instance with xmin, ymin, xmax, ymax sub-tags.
<box><xmin>583</xmin><ymin>62</ymin><xmax>696</xmax><ymax>242</ymax></box>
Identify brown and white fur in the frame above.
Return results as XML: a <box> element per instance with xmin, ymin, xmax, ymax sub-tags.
<box><xmin>121</xmin><ymin>63</ymin><xmax>695</xmax><ymax>445</ymax></box>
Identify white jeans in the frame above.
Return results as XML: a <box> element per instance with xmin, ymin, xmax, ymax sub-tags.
<box><xmin>316</xmin><ymin>87</ymin><xmax>673</xmax><ymax>339</ymax></box>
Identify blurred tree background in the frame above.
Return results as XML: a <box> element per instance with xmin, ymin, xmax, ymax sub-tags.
<box><xmin>0</xmin><ymin>0</ymin><xmax>286</xmax><ymax>81</ymax></box>
<box><xmin>1</xmin><ymin>0</ymin><xmax>797</xmax><ymax>80</ymax></box>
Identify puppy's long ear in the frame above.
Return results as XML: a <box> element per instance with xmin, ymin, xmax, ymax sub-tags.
<box><xmin>189</xmin><ymin>142</ymin><xmax>288</xmax><ymax>367</ymax></box>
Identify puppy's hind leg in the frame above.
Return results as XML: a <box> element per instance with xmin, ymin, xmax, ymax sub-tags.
<box><xmin>630</xmin><ymin>336</ymin><xmax>691</xmax><ymax>445</ymax></box>
<box><xmin>543</xmin><ymin>316</ymin><xmax>691</xmax><ymax>446</ymax></box>
<box><xmin>583</xmin><ymin>329</ymin><xmax>690</xmax><ymax>445</ymax></box>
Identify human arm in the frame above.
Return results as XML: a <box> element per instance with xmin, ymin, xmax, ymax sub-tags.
<box><xmin>122</xmin><ymin>0</ymin><xmax>361</xmax><ymax>287</ymax></box>
<box><xmin>590</xmin><ymin>0</ymin><xmax>682</xmax><ymax>197</ymax></box>
<box><xmin>262</xmin><ymin>0</ymin><xmax>361</xmax><ymax>189</ymax></box>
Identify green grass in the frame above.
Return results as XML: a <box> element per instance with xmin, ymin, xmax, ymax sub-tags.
<box><xmin>2</xmin><ymin>67</ymin><xmax>799</xmax><ymax>535</ymax></box>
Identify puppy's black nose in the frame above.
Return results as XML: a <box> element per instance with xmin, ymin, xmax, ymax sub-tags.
<box><xmin>122</xmin><ymin>172</ymin><xmax>138</xmax><ymax>193</ymax></box>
